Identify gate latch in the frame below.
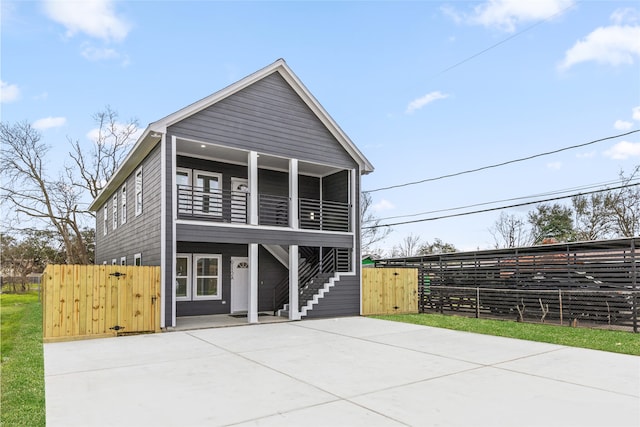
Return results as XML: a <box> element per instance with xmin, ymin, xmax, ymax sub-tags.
<box><xmin>109</xmin><ymin>325</ymin><xmax>125</xmax><ymax>331</ymax></box>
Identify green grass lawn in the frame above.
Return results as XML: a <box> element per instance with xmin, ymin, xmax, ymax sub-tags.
<box><xmin>1</xmin><ymin>292</ymin><xmax>45</xmax><ymax>427</ymax></box>
<box><xmin>372</xmin><ymin>313</ymin><xmax>640</xmax><ymax>356</ymax></box>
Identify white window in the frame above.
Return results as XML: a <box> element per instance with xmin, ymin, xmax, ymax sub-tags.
<box><xmin>103</xmin><ymin>205</ymin><xmax>108</xmax><ymax>236</ymax></box>
<box><xmin>193</xmin><ymin>254</ymin><xmax>222</xmax><ymax>300</ymax></box>
<box><xmin>121</xmin><ymin>184</ymin><xmax>127</xmax><ymax>224</ymax></box>
<box><xmin>112</xmin><ymin>259</ymin><xmax>117</xmax><ymax>265</ymax></box>
<box><xmin>103</xmin><ymin>261</ymin><xmax>107</xmax><ymax>265</ymax></box>
<box><xmin>194</xmin><ymin>170</ymin><xmax>222</xmax><ymax>216</ymax></box>
<box><xmin>120</xmin><ymin>256</ymin><xmax>126</xmax><ymax>266</ymax></box>
<box><xmin>176</xmin><ymin>168</ymin><xmax>192</xmax><ymax>214</ymax></box>
<box><xmin>175</xmin><ymin>254</ymin><xmax>191</xmax><ymax>301</ymax></box>
<box><xmin>135</xmin><ymin>168</ymin><xmax>143</xmax><ymax>216</ymax></box>
<box><xmin>112</xmin><ymin>194</ymin><xmax>118</xmax><ymax>230</ymax></box>
<box><xmin>134</xmin><ymin>253</ymin><xmax>142</xmax><ymax>266</ymax></box>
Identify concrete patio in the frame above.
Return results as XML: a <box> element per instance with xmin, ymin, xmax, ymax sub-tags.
<box><xmin>44</xmin><ymin>316</ymin><xmax>640</xmax><ymax>426</ymax></box>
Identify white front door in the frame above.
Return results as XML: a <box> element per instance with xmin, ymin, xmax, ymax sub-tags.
<box><xmin>230</xmin><ymin>257</ymin><xmax>249</xmax><ymax>313</ymax></box>
<box><xmin>231</xmin><ymin>177</ymin><xmax>249</xmax><ymax>223</ymax></box>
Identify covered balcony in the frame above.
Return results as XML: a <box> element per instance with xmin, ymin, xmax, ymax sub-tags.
<box><xmin>174</xmin><ymin>139</ymin><xmax>355</xmax><ymax>233</ymax></box>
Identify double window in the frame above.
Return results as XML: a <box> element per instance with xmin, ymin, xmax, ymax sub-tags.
<box><xmin>175</xmin><ymin>254</ymin><xmax>222</xmax><ymax>301</ymax></box>
<box><xmin>176</xmin><ymin>168</ymin><xmax>222</xmax><ymax>216</ymax></box>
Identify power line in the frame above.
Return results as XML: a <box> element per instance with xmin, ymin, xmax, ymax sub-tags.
<box><xmin>364</xmin><ymin>181</ymin><xmax>640</xmax><ymax>230</ymax></box>
<box><xmin>375</xmin><ymin>178</ymin><xmax>640</xmax><ymax>222</ymax></box>
<box><xmin>364</xmin><ymin>129</ymin><xmax>639</xmax><ymax>193</ymax></box>
<box><xmin>432</xmin><ymin>2</ymin><xmax>578</xmax><ymax>79</ymax></box>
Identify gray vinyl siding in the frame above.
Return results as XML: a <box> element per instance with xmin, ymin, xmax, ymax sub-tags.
<box><xmin>95</xmin><ymin>144</ymin><xmax>162</xmax><ymax>267</ymax></box>
<box><xmin>176</xmin><ymin>223</ymin><xmax>353</xmax><ymax>248</ymax></box>
<box><xmin>305</xmin><ymin>275</ymin><xmax>360</xmax><ymax>318</ymax></box>
<box><xmin>175</xmin><ymin>243</ymin><xmax>286</xmax><ymax>316</ymax></box>
<box><xmin>306</xmin><ymin>170</ymin><xmax>361</xmax><ymax>318</ymax></box>
<box><xmin>168</xmin><ymin>73</ymin><xmax>357</xmax><ymax>169</ymax></box>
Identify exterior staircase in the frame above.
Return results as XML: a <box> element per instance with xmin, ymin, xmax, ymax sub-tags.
<box><xmin>274</xmin><ymin>247</ymin><xmax>349</xmax><ymax>318</ymax></box>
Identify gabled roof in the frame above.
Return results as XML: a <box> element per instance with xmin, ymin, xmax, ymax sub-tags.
<box><xmin>89</xmin><ymin>59</ymin><xmax>373</xmax><ymax>211</ymax></box>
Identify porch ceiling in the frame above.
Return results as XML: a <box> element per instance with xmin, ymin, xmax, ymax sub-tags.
<box><xmin>177</xmin><ymin>138</ymin><xmax>343</xmax><ymax>177</ymax></box>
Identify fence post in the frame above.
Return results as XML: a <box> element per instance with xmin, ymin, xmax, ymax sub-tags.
<box><xmin>558</xmin><ymin>289</ymin><xmax>563</xmax><ymax>326</ymax></box>
<box><xmin>476</xmin><ymin>287</ymin><xmax>480</xmax><ymax>318</ymax></box>
<box><xmin>632</xmin><ymin>239</ymin><xmax>637</xmax><ymax>333</ymax></box>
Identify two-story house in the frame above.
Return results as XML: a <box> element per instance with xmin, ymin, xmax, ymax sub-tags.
<box><xmin>89</xmin><ymin>59</ymin><xmax>373</xmax><ymax>328</ymax></box>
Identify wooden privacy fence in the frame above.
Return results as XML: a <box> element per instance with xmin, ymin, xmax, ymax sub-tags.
<box><xmin>42</xmin><ymin>265</ymin><xmax>161</xmax><ymax>342</ymax></box>
<box><xmin>362</xmin><ymin>268</ymin><xmax>418</xmax><ymax>315</ymax></box>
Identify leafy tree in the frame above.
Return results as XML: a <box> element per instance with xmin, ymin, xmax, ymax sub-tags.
<box><xmin>1</xmin><ymin>230</ymin><xmax>65</xmax><ymax>292</ymax></box>
<box><xmin>571</xmin><ymin>193</ymin><xmax>615</xmax><ymax>241</ymax></box>
<box><xmin>418</xmin><ymin>238</ymin><xmax>457</xmax><ymax>254</ymax></box>
<box><xmin>528</xmin><ymin>203</ymin><xmax>576</xmax><ymax>244</ymax></box>
<box><xmin>489</xmin><ymin>212</ymin><xmax>531</xmax><ymax>248</ymax></box>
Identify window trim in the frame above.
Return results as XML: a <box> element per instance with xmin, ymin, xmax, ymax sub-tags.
<box><xmin>135</xmin><ymin>167</ymin><xmax>143</xmax><ymax>216</ymax></box>
<box><xmin>176</xmin><ymin>168</ymin><xmax>193</xmax><ymax>215</ymax></box>
<box><xmin>193</xmin><ymin>254</ymin><xmax>222</xmax><ymax>301</ymax></box>
<box><xmin>134</xmin><ymin>253</ymin><xmax>142</xmax><ymax>266</ymax></box>
<box><xmin>112</xmin><ymin>194</ymin><xmax>118</xmax><ymax>230</ymax></box>
<box><xmin>120</xmin><ymin>256</ymin><xmax>126</xmax><ymax>266</ymax></box>
<box><xmin>175</xmin><ymin>253</ymin><xmax>191</xmax><ymax>301</ymax></box>
<box><xmin>103</xmin><ymin>205</ymin><xmax>108</xmax><ymax>236</ymax></box>
<box><xmin>121</xmin><ymin>184</ymin><xmax>127</xmax><ymax>225</ymax></box>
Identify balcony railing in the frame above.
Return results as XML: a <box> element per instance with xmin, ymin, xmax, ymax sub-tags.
<box><xmin>177</xmin><ymin>185</ymin><xmax>248</xmax><ymax>223</ymax></box>
<box><xmin>177</xmin><ymin>185</ymin><xmax>350</xmax><ymax>232</ymax></box>
<box><xmin>299</xmin><ymin>199</ymin><xmax>350</xmax><ymax>232</ymax></box>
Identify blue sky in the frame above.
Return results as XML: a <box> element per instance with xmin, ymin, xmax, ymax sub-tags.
<box><xmin>2</xmin><ymin>0</ymin><xmax>639</xmax><ymax>252</ymax></box>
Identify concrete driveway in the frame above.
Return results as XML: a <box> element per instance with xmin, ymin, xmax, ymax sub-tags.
<box><xmin>44</xmin><ymin>317</ymin><xmax>639</xmax><ymax>427</ymax></box>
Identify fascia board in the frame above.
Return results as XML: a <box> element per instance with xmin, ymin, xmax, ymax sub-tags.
<box><xmin>88</xmin><ymin>127</ymin><xmax>161</xmax><ymax>211</ymax></box>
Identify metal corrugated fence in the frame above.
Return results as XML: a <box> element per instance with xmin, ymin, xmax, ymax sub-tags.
<box><xmin>375</xmin><ymin>237</ymin><xmax>639</xmax><ymax>332</ymax></box>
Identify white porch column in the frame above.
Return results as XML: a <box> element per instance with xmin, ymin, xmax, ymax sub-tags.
<box><xmin>289</xmin><ymin>244</ymin><xmax>300</xmax><ymax>320</ymax></box>
<box><xmin>289</xmin><ymin>159</ymin><xmax>299</xmax><ymax>229</ymax></box>
<box><xmin>248</xmin><ymin>151</ymin><xmax>259</xmax><ymax>225</ymax></box>
<box><xmin>248</xmin><ymin>243</ymin><xmax>259</xmax><ymax>323</ymax></box>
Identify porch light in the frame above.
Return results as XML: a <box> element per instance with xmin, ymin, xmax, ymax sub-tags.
<box><xmin>200</xmin><ymin>144</ymin><xmax>206</xmax><ymax>148</ymax></box>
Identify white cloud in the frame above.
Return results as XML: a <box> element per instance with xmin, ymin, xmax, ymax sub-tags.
<box><xmin>42</xmin><ymin>0</ymin><xmax>131</xmax><ymax>42</ymax></box>
<box><xmin>33</xmin><ymin>116</ymin><xmax>66</xmax><ymax>130</ymax></box>
<box><xmin>1</xmin><ymin>80</ymin><xmax>20</xmax><ymax>103</ymax></box>
<box><xmin>372</xmin><ymin>199</ymin><xmax>395</xmax><ymax>212</ymax></box>
<box><xmin>633</xmin><ymin>106</ymin><xmax>640</xmax><ymax>121</ymax></box>
<box><xmin>614</xmin><ymin>119</ymin><xmax>633</xmax><ymax>131</ymax></box>
<box><xmin>559</xmin><ymin>24</ymin><xmax>640</xmax><ymax>70</ymax></box>
<box><xmin>603</xmin><ymin>141</ymin><xmax>640</xmax><ymax>160</ymax></box>
<box><xmin>81</xmin><ymin>43</ymin><xmax>120</xmax><ymax>61</ymax></box>
<box><xmin>443</xmin><ymin>0</ymin><xmax>574</xmax><ymax>33</ymax></box>
<box><xmin>406</xmin><ymin>91</ymin><xmax>449</xmax><ymax>114</ymax></box>
<box><xmin>610</xmin><ymin>8</ymin><xmax>640</xmax><ymax>25</ymax></box>
<box><xmin>576</xmin><ymin>151</ymin><xmax>596</xmax><ymax>159</ymax></box>
<box><xmin>546</xmin><ymin>161</ymin><xmax>562</xmax><ymax>170</ymax></box>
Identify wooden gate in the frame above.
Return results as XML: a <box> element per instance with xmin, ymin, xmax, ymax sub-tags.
<box><xmin>42</xmin><ymin>265</ymin><xmax>161</xmax><ymax>342</ymax></box>
<box><xmin>362</xmin><ymin>268</ymin><xmax>418</xmax><ymax>315</ymax></box>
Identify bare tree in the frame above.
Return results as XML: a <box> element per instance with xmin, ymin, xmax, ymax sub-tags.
<box><xmin>605</xmin><ymin>167</ymin><xmax>640</xmax><ymax>237</ymax></box>
<box><xmin>392</xmin><ymin>233</ymin><xmax>421</xmax><ymax>257</ymax></box>
<box><xmin>67</xmin><ymin>106</ymin><xmax>138</xmax><ymax>199</ymax></box>
<box><xmin>489</xmin><ymin>212</ymin><xmax>531</xmax><ymax>248</ymax></box>
<box><xmin>0</xmin><ymin>109</ymin><xmax>137</xmax><ymax>264</ymax></box>
<box><xmin>571</xmin><ymin>193</ymin><xmax>615</xmax><ymax>241</ymax></box>
<box><xmin>360</xmin><ymin>192</ymin><xmax>391</xmax><ymax>254</ymax></box>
